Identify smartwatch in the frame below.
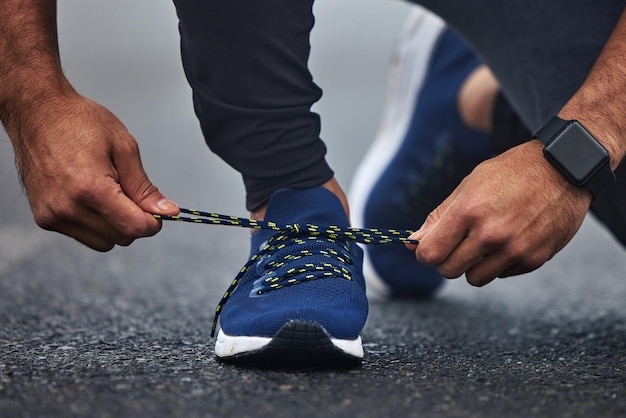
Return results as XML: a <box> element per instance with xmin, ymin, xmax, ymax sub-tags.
<box><xmin>533</xmin><ymin>116</ymin><xmax>616</xmax><ymax>197</ymax></box>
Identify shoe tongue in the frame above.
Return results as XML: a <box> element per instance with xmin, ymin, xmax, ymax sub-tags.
<box><xmin>251</xmin><ymin>187</ymin><xmax>348</xmax><ymax>250</ymax></box>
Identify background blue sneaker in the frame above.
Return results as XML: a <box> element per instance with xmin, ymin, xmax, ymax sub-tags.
<box><xmin>214</xmin><ymin>187</ymin><xmax>368</xmax><ymax>367</ymax></box>
<box><xmin>350</xmin><ymin>11</ymin><xmax>494</xmax><ymax>298</ymax></box>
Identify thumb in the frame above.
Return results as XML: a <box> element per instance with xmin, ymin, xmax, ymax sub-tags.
<box><xmin>406</xmin><ymin>185</ymin><xmax>460</xmax><ymax>250</ymax></box>
<box><xmin>147</xmin><ymin>190</ymin><xmax>180</xmax><ymax>216</ymax></box>
<box><xmin>125</xmin><ymin>173</ymin><xmax>179</xmax><ymax>216</ymax></box>
<box><xmin>406</xmin><ymin>205</ymin><xmax>441</xmax><ymax>249</ymax></box>
<box><xmin>114</xmin><ymin>140</ymin><xmax>179</xmax><ymax>216</ymax></box>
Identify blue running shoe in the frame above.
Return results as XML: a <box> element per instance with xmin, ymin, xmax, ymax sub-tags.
<box><xmin>350</xmin><ymin>10</ymin><xmax>494</xmax><ymax>298</ymax></box>
<box><xmin>214</xmin><ymin>187</ymin><xmax>368</xmax><ymax>367</ymax></box>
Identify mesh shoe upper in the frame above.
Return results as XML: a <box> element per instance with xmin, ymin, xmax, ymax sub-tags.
<box><xmin>351</xmin><ymin>20</ymin><xmax>493</xmax><ymax>297</ymax></box>
<box><xmin>217</xmin><ymin>187</ymin><xmax>368</xmax><ymax>340</ymax></box>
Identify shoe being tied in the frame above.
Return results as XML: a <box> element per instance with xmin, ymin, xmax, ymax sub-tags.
<box><xmin>214</xmin><ymin>187</ymin><xmax>368</xmax><ymax>368</ymax></box>
<box><xmin>350</xmin><ymin>10</ymin><xmax>494</xmax><ymax>298</ymax></box>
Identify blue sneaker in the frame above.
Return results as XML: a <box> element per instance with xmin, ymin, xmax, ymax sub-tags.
<box><xmin>350</xmin><ymin>11</ymin><xmax>494</xmax><ymax>298</ymax></box>
<box><xmin>214</xmin><ymin>187</ymin><xmax>368</xmax><ymax>367</ymax></box>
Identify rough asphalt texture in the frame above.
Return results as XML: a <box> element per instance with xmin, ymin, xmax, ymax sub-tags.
<box><xmin>1</xmin><ymin>1</ymin><xmax>625</xmax><ymax>417</ymax></box>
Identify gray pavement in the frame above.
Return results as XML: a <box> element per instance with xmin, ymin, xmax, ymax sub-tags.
<box><xmin>1</xmin><ymin>1</ymin><xmax>625</xmax><ymax>417</ymax></box>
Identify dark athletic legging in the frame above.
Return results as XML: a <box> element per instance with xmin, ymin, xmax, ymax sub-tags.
<box><xmin>173</xmin><ymin>0</ymin><xmax>625</xmax><ymax>211</ymax></box>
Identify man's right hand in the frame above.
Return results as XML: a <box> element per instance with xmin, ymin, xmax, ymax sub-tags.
<box><xmin>0</xmin><ymin>0</ymin><xmax>178</xmax><ymax>251</ymax></box>
<box><xmin>11</xmin><ymin>93</ymin><xmax>179</xmax><ymax>251</ymax></box>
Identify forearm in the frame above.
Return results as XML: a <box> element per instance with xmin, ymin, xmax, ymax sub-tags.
<box><xmin>0</xmin><ymin>0</ymin><xmax>74</xmax><ymax>136</ymax></box>
<box><xmin>559</xmin><ymin>8</ymin><xmax>626</xmax><ymax>170</ymax></box>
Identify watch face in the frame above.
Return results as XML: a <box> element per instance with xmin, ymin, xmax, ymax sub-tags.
<box><xmin>544</xmin><ymin>122</ymin><xmax>610</xmax><ymax>185</ymax></box>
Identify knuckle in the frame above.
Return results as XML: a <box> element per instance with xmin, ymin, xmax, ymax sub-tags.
<box><xmin>437</xmin><ymin>264</ymin><xmax>462</xmax><ymax>280</ymax></box>
<box><xmin>465</xmin><ymin>272</ymin><xmax>489</xmax><ymax>287</ymax></box>
<box><xmin>504</xmin><ymin>238</ymin><xmax>549</xmax><ymax>273</ymax></box>
<box><xmin>523</xmin><ymin>249</ymin><xmax>549</xmax><ymax>272</ymax></box>
<box><xmin>125</xmin><ymin>229</ymin><xmax>143</xmax><ymax>240</ymax></box>
<box><xmin>457</xmin><ymin>197</ymin><xmax>483</xmax><ymax>222</ymax></box>
<box><xmin>119</xmin><ymin>222</ymin><xmax>147</xmax><ymax>240</ymax></box>
<box><xmin>417</xmin><ymin>245</ymin><xmax>445</xmax><ymax>265</ymax></box>
<box><xmin>94</xmin><ymin>242</ymin><xmax>116</xmax><ymax>252</ymax></box>
<box><xmin>73</xmin><ymin>174</ymin><xmax>110</xmax><ymax>205</ymax></box>
<box><xmin>32</xmin><ymin>203</ymin><xmax>72</xmax><ymax>231</ymax></box>
<box><xmin>134</xmin><ymin>180</ymin><xmax>160</xmax><ymax>203</ymax></box>
<box><xmin>116</xmin><ymin>134</ymin><xmax>140</xmax><ymax>155</ymax></box>
<box><xmin>116</xmin><ymin>238</ymin><xmax>136</xmax><ymax>247</ymax></box>
<box><xmin>476</xmin><ymin>226</ymin><xmax>507</xmax><ymax>249</ymax></box>
<box><xmin>121</xmin><ymin>215</ymin><xmax>160</xmax><ymax>240</ymax></box>
<box><xmin>465</xmin><ymin>275</ymin><xmax>483</xmax><ymax>287</ymax></box>
<box><xmin>33</xmin><ymin>208</ymin><xmax>58</xmax><ymax>231</ymax></box>
<box><xmin>130</xmin><ymin>224</ymin><xmax>150</xmax><ymax>238</ymax></box>
<box><xmin>425</xmin><ymin>209</ymin><xmax>441</xmax><ymax>224</ymax></box>
<box><xmin>142</xmin><ymin>221</ymin><xmax>162</xmax><ymax>238</ymax></box>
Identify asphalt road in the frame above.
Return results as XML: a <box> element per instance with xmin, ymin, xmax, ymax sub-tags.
<box><xmin>1</xmin><ymin>1</ymin><xmax>625</xmax><ymax>417</ymax></box>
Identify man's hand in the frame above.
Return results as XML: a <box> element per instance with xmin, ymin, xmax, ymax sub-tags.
<box><xmin>407</xmin><ymin>140</ymin><xmax>591</xmax><ymax>286</ymax></box>
<box><xmin>11</xmin><ymin>93</ymin><xmax>179</xmax><ymax>251</ymax></box>
<box><xmin>409</xmin><ymin>7</ymin><xmax>626</xmax><ymax>285</ymax></box>
<box><xmin>0</xmin><ymin>1</ymin><xmax>178</xmax><ymax>251</ymax></box>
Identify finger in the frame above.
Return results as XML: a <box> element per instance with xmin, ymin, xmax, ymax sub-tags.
<box><xmin>410</xmin><ymin>201</ymin><xmax>448</xmax><ymax>242</ymax></box>
<box><xmin>464</xmin><ymin>251</ymin><xmax>516</xmax><ymax>287</ymax></box>
<box><xmin>434</xmin><ymin>233</ymin><xmax>490</xmax><ymax>279</ymax></box>
<box><xmin>407</xmin><ymin>176</ymin><xmax>468</xmax><ymax>252</ymax></box>
<box><xmin>36</xmin><ymin>174</ymin><xmax>164</xmax><ymax>248</ymax></box>
<box><xmin>412</xmin><ymin>193</ymin><xmax>470</xmax><ymax>266</ymax></box>
<box><xmin>112</xmin><ymin>135</ymin><xmax>179</xmax><ymax>216</ymax></box>
<box><xmin>497</xmin><ymin>263</ymin><xmax>543</xmax><ymax>279</ymax></box>
<box><xmin>74</xmin><ymin>173</ymin><xmax>164</xmax><ymax>241</ymax></box>
<box><xmin>463</xmin><ymin>250</ymin><xmax>546</xmax><ymax>287</ymax></box>
<box><xmin>405</xmin><ymin>206</ymin><xmax>444</xmax><ymax>251</ymax></box>
<box><xmin>61</xmin><ymin>223</ymin><xmax>126</xmax><ymax>252</ymax></box>
<box><xmin>51</xmin><ymin>211</ymin><xmax>135</xmax><ymax>252</ymax></box>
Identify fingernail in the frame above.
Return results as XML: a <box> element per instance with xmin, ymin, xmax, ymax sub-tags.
<box><xmin>156</xmin><ymin>198</ymin><xmax>178</xmax><ymax>212</ymax></box>
<box><xmin>409</xmin><ymin>226</ymin><xmax>424</xmax><ymax>240</ymax></box>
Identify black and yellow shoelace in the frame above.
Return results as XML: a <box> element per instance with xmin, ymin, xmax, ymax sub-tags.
<box><xmin>154</xmin><ymin>208</ymin><xmax>419</xmax><ymax>336</ymax></box>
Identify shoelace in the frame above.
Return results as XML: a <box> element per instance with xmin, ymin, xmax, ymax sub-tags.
<box><xmin>153</xmin><ymin>208</ymin><xmax>419</xmax><ymax>336</ymax></box>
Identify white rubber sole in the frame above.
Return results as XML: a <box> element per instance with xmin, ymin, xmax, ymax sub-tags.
<box><xmin>348</xmin><ymin>7</ymin><xmax>445</xmax><ymax>298</ymax></box>
<box><xmin>215</xmin><ymin>321</ymin><xmax>364</xmax><ymax>366</ymax></box>
<box><xmin>215</xmin><ymin>330</ymin><xmax>364</xmax><ymax>358</ymax></box>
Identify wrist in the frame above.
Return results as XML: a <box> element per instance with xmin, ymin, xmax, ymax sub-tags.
<box><xmin>534</xmin><ymin>116</ymin><xmax>616</xmax><ymax>198</ymax></box>
<box><xmin>0</xmin><ymin>0</ymin><xmax>73</xmax><ymax>134</ymax></box>
<box><xmin>1</xmin><ymin>75</ymin><xmax>77</xmax><ymax>139</ymax></box>
<box><xmin>559</xmin><ymin>98</ymin><xmax>625</xmax><ymax>171</ymax></box>
<box><xmin>527</xmin><ymin>139</ymin><xmax>594</xmax><ymax>201</ymax></box>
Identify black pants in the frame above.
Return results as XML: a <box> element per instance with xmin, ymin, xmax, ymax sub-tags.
<box><xmin>174</xmin><ymin>0</ymin><xmax>332</xmax><ymax>211</ymax></box>
<box><xmin>174</xmin><ymin>0</ymin><xmax>624</xmax><ymax>211</ymax></box>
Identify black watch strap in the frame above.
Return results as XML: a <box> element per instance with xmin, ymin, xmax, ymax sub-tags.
<box><xmin>586</xmin><ymin>158</ymin><xmax>617</xmax><ymax>196</ymax></box>
<box><xmin>534</xmin><ymin>116</ymin><xmax>568</xmax><ymax>144</ymax></box>
<box><xmin>534</xmin><ymin>116</ymin><xmax>616</xmax><ymax>197</ymax></box>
